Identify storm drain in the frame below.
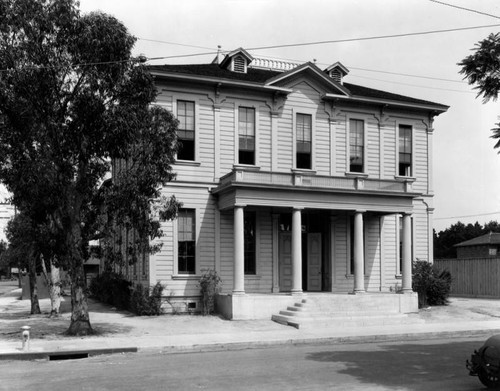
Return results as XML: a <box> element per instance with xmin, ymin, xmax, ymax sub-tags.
<box><xmin>49</xmin><ymin>352</ymin><xmax>89</xmax><ymax>361</ymax></box>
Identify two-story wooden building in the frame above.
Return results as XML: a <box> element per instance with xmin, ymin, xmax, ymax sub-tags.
<box><xmin>125</xmin><ymin>48</ymin><xmax>448</xmax><ymax>320</ymax></box>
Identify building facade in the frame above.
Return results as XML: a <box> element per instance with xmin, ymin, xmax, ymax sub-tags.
<box><xmin>121</xmin><ymin>48</ymin><xmax>448</xmax><ymax>318</ymax></box>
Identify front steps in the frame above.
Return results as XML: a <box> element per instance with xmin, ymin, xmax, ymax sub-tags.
<box><xmin>271</xmin><ymin>294</ymin><xmax>423</xmax><ymax>329</ymax></box>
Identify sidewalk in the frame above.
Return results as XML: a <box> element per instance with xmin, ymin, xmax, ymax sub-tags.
<box><xmin>2</xmin><ymin>282</ymin><xmax>500</xmax><ymax>360</ymax></box>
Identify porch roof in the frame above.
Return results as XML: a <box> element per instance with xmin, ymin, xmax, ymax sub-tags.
<box><xmin>212</xmin><ymin>169</ymin><xmax>418</xmax><ymax>213</ymax></box>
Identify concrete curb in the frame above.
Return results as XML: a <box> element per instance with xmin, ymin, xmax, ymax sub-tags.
<box><xmin>2</xmin><ymin>328</ymin><xmax>497</xmax><ymax>361</ymax></box>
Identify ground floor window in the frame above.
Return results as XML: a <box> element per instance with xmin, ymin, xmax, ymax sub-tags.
<box><xmin>244</xmin><ymin>211</ymin><xmax>256</xmax><ymax>274</ymax></box>
<box><xmin>178</xmin><ymin>208</ymin><xmax>196</xmax><ymax>274</ymax></box>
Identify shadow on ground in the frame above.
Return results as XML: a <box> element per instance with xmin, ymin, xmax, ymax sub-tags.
<box><xmin>306</xmin><ymin>340</ymin><xmax>485</xmax><ymax>391</ymax></box>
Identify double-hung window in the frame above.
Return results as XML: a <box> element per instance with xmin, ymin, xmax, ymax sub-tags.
<box><xmin>177</xmin><ymin>100</ymin><xmax>195</xmax><ymax>161</ymax></box>
<box><xmin>238</xmin><ymin>107</ymin><xmax>255</xmax><ymax>165</ymax></box>
<box><xmin>244</xmin><ymin>212</ymin><xmax>256</xmax><ymax>274</ymax></box>
<box><xmin>349</xmin><ymin>119</ymin><xmax>364</xmax><ymax>173</ymax></box>
<box><xmin>296</xmin><ymin>113</ymin><xmax>312</xmax><ymax>169</ymax></box>
<box><xmin>178</xmin><ymin>209</ymin><xmax>196</xmax><ymax>274</ymax></box>
<box><xmin>399</xmin><ymin>125</ymin><xmax>412</xmax><ymax>176</ymax></box>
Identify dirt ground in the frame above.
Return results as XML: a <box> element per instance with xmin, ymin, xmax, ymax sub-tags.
<box><xmin>2</xmin><ymin>279</ymin><xmax>500</xmax><ymax>343</ymax></box>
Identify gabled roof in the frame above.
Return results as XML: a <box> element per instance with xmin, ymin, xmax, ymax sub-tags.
<box><xmin>147</xmin><ymin>62</ymin><xmax>448</xmax><ymax>112</ymax></box>
<box><xmin>324</xmin><ymin>61</ymin><xmax>349</xmax><ymax>76</ymax></box>
<box><xmin>455</xmin><ymin>232</ymin><xmax>500</xmax><ymax>247</ymax></box>
<box><xmin>219</xmin><ymin>47</ymin><xmax>253</xmax><ymax>69</ymax></box>
<box><xmin>264</xmin><ymin>62</ymin><xmax>350</xmax><ymax>96</ymax></box>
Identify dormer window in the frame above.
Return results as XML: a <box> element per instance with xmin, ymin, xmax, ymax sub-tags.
<box><xmin>232</xmin><ymin>55</ymin><xmax>246</xmax><ymax>73</ymax></box>
<box><xmin>324</xmin><ymin>62</ymin><xmax>349</xmax><ymax>84</ymax></box>
<box><xmin>330</xmin><ymin>69</ymin><xmax>342</xmax><ymax>83</ymax></box>
<box><xmin>220</xmin><ymin>48</ymin><xmax>254</xmax><ymax>74</ymax></box>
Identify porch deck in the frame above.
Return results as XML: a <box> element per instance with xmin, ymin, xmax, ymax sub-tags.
<box><xmin>216</xmin><ymin>291</ymin><xmax>419</xmax><ymax>323</ymax></box>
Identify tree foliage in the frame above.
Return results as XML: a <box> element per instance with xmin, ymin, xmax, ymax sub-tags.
<box><xmin>0</xmin><ymin>0</ymin><xmax>179</xmax><ymax>335</ymax></box>
<box><xmin>434</xmin><ymin>220</ymin><xmax>500</xmax><ymax>258</ymax></box>
<box><xmin>459</xmin><ymin>32</ymin><xmax>500</xmax><ymax>150</ymax></box>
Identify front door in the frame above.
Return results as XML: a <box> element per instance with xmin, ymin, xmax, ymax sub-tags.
<box><xmin>278</xmin><ymin>233</ymin><xmax>293</xmax><ymax>292</ymax></box>
<box><xmin>307</xmin><ymin>233</ymin><xmax>322</xmax><ymax>291</ymax></box>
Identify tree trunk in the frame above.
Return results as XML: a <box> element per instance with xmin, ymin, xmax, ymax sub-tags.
<box><xmin>28</xmin><ymin>253</ymin><xmax>40</xmax><ymax>315</ymax></box>
<box><xmin>65</xmin><ymin>203</ymin><xmax>93</xmax><ymax>336</ymax></box>
<box><xmin>41</xmin><ymin>256</ymin><xmax>62</xmax><ymax>317</ymax></box>
<box><xmin>66</xmin><ymin>261</ymin><xmax>93</xmax><ymax>335</ymax></box>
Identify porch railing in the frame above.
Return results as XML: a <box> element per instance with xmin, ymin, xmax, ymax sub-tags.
<box><xmin>216</xmin><ymin>169</ymin><xmax>415</xmax><ymax>194</ymax></box>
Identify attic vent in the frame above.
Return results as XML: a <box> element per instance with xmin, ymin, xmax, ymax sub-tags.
<box><xmin>233</xmin><ymin>55</ymin><xmax>246</xmax><ymax>73</ymax></box>
<box><xmin>330</xmin><ymin>69</ymin><xmax>342</xmax><ymax>83</ymax></box>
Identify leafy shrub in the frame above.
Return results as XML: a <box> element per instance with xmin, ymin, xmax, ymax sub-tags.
<box><xmin>199</xmin><ymin>270</ymin><xmax>222</xmax><ymax>315</ymax></box>
<box><xmin>89</xmin><ymin>272</ymin><xmax>131</xmax><ymax>310</ymax></box>
<box><xmin>130</xmin><ymin>282</ymin><xmax>164</xmax><ymax>316</ymax></box>
<box><xmin>412</xmin><ymin>260</ymin><xmax>452</xmax><ymax>308</ymax></box>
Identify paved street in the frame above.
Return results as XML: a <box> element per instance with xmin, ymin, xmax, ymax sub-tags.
<box><xmin>0</xmin><ymin>337</ymin><xmax>488</xmax><ymax>391</ymax></box>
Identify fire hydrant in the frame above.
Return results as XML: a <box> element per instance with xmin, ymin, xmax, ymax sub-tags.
<box><xmin>21</xmin><ymin>326</ymin><xmax>30</xmax><ymax>351</ymax></box>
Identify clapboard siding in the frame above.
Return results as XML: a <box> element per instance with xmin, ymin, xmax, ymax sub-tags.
<box><xmin>413</xmin><ymin>124</ymin><xmax>428</xmax><ymax>193</ymax></box>
<box><xmin>366</xmin><ymin>120</ymin><xmax>380</xmax><ymax>178</ymax></box>
<box><xmin>315</xmin><ymin>109</ymin><xmax>331</xmax><ymax>175</ymax></box>
<box><xmin>218</xmin><ymin>102</ymin><xmax>236</xmax><ymax>175</ymax></box>
<box><xmin>257</xmin><ymin>104</ymin><xmax>272</xmax><ymax>170</ymax></box>
<box><xmin>382</xmin><ymin>215</ymin><xmax>398</xmax><ymax>288</ymax></box>
<box><xmin>333</xmin><ymin>215</ymin><xmax>350</xmax><ymax>291</ymax></box>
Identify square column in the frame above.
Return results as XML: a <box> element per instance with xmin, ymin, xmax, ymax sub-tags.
<box><xmin>291</xmin><ymin>208</ymin><xmax>303</xmax><ymax>294</ymax></box>
<box><xmin>353</xmin><ymin>210</ymin><xmax>365</xmax><ymax>294</ymax></box>
<box><xmin>401</xmin><ymin>213</ymin><xmax>413</xmax><ymax>293</ymax></box>
<box><xmin>233</xmin><ymin>204</ymin><xmax>245</xmax><ymax>295</ymax></box>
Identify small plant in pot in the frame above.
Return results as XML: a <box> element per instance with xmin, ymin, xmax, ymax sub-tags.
<box><xmin>199</xmin><ymin>270</ymin><xmax>222</xmax><ymax>315</ymax></box>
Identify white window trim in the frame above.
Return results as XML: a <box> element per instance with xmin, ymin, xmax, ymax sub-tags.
<box><xmin>234</xmin><ymin>102</ymin><xmax>260</xmax><ymax>167</ymax></box>
<box><xmin>172</xmin><ymin>94</ymin><xmax>201</xmax><ymax>164</ymax></box>
<box><xmin>173</xmin><ymin>207</ymin><xmax>200</xmax><ymax>277</ymax></box>
<box><xmin>395</xmin><ymin>121</ymin><xmax>415</xmax><ymax>180</ymax></box>
<box><xmin>292</xmin><ymin>108</ymin><xmax>316</xmax><ymax>171</ymax></box>
<box><xmin>346</xmin><ymin>116</ymin><xmax>368</xmax><ymax>176</ymax></box>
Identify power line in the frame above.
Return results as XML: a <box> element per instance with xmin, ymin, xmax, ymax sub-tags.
<box><xmin>429</xmin><ymin>0</ymin><xmax>500</xmax><ymax>20</ymax></box>
<box><xmin>349</xmin><ymin>74</ymin><xmax>475</xmax><ymax>94</ymax></box>
<box><xmin>435</xmin><ymin>211</ymin><xmax>500</xmax><ymax>220</ymax></box>
<box><xmin>246</xmin><ymin>23</ymin><xmax>500</xmax><ymax>51</ymax></box>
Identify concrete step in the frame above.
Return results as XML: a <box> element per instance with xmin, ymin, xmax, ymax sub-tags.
<box><xmin>272</xmin><ymin>313</ymin><xmax>424</xmax><ymax>329</ymax></box>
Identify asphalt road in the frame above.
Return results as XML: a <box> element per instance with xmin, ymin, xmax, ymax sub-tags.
<box><xmin>0</xmin><ymin>337</ymin><xmax>490</xmax><ymax>391</ymax></box>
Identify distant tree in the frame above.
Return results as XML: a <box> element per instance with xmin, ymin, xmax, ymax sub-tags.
<box><xmin>3</xmin><ymin>213</ymin><xmax>41</xmax><ymax>314</ymax></box>
<box><xmin>434</xmin><ymin>220</ymin><xmax>500</xmax><ymax>258</ymax></box>
<box><xmin>0</xmin><ymin>0</ymin><xmax>180</xmax><ymax>335</ymax></box>
<box><xmin>459</xmin><ymin>32</ymin><xmax>500</xmax><ymax>149</ymax></box>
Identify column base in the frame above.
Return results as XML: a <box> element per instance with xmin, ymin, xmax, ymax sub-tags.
<box><xmin>400</xmin><ymin>289</ymin><xmax>414</xmax><ymax>294</ymax></box>
<box><xmin>291</xmin><ymin>289</ymin><xmax>303</xmax><ymax>295</ymax></box>
<box><xmin>232</xmin><ymin>291</ymin><xmax>246</xmax><ymax>296</ymax></box>
<box><xmin>352</xmin><ymin>289</ymin><xmax>366</xmax><ymax>295</ymax></box>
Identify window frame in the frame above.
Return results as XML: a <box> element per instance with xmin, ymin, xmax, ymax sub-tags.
<box><xmin>397</xmin><ymin>124</ymin><xmax>413</xmax><ymax>177</ymax></box>
<box><xmin>244</xmin><ymin>211</ymin><xmax>257</xmax><ymax>275</ymax></box>
<box><xmin>292</xmin><ymin>109</ymin><xmax>316</xmax><ymax>171</ymax></box>
<box><xmin>175</xmin><ymin>208</ymin><xmax>197</xmax><ymax>275</ymax></box>
<box><xmin>347</xmin><ymin>117</ymin><xmax>367</xmax><ymax>174</ymax></box>
<box><xmin>237</xmin><ymin>106</ymin><xmax>257</xmax><ymax>166</ymax></box>
<box><xmin>234</xmin><ymin>103</ymin><xmax>259</xmax><ymax>167</ymax></box>
<box><xmin>174</xmin><ymin>97</ymin><xmax>199</xmax><ymax>163</ymax></box>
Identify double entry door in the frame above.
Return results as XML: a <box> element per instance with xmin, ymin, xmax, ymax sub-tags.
<box><xmin>278</xmin><ymin>232</ymin><xmax>322</xmax><ymax>292</ymax></box>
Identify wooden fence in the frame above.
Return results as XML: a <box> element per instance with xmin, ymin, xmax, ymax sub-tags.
<box><xmin>434</xmin><ymin>258</ymin><xmax>500</xmax><ymax>298</ymax></box>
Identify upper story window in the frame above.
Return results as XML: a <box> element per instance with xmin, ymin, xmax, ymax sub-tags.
<box><xmin>349</xmin><ymin>119</ymin><xmax>364</xmax><ymax>173</ymax></box>
<box><xmin>398</xmin><ymin>125</ymin><xmax>412</xmax><ymax>177</ymax></box>
<box><xmin>178</xmin><ymin>209</ymin><xmax>196</xmax><ymax>274</ymax></box>
<box><xmin>177</xmin><ymin>100</ymin><xmax>195</xmax><ymax>161</ymax></box>
<box><xmin>238</xmin><ymin>107</ymin><xmax>255</xmax><ymax>165</ymax></box>
<box><xmin>296</xmin><ymin>113</ymin><xmax>312</xmax><ymax>169</ymax></box>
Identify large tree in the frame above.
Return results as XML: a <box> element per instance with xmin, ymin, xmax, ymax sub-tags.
<box><xmin>459</xmin><ymin>32</ymin><xmax>500</xmax><ymax>148</ymax></box>
<box><xmin>0</xmin><ymin>0</ymin><xmax>179</xmax><ymax>335</ymax></box>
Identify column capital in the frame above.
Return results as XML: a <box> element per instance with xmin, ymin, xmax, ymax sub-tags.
<box><xmin>355</xmin><ymin>209</ymin><xmax>366</xmax><ymax>214</ymax></box>
<box><xmin>234</xmin><ymin>203</ymin><xmax>246</xmax><ymax>208</ymax></box>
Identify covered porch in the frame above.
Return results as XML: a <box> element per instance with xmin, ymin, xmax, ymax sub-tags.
<box><xmin>212</xmin><ymin>168</ymin><xmax>419</xmax><ymax>320</ymax></box>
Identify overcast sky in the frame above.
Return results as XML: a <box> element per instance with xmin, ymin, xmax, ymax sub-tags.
<box><xmin>77</xmin><ymin>0</ymin><xmax>500</xmax><ymax>232</ymax></box>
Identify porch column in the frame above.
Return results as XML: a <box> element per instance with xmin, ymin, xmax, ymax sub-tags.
<box><xmin>291</xmin><ymin>207</ymin><xmax>303</xmax><ymax>294</ymax></box>
<box><xmin>233</xmin><ymin>204</ymin><xmax>245</xmax><ymax>295</ymax></box>
<box><xmin>401</xmin><ymin>213</ymin><xmax>412</xmax><ymax>293</ymax></box>
<box><xmin>353</xmin><ymin>210</ymin><xmax>365</xmax><ymax>294</ymax></box>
